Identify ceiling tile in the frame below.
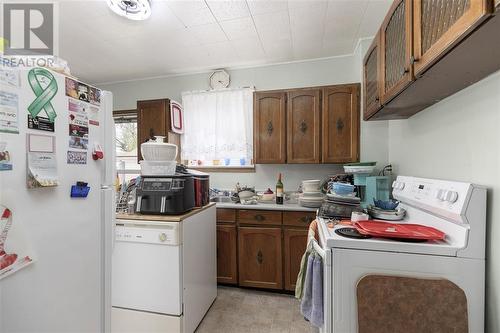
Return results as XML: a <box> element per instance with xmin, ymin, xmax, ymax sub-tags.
<box><xmin>205</xmin><ymin>41</ymin><xmax>239</xmax><ymax>64</ymax></box>
<box><xmin>167</xmin><ymin>0</ymin><xmax>216</xmax><ymax>27</ymax></box>
<box><xmin>261</xmin><ymin>38</ymin><xmax>293</xmax><ymax>61</ymax></box>
<box><xmin>230</xmin><ymin>38</ymin><xmax>266</xmax><ymax>59</ymax></box>
<box><xmin>220</xmin><ymin>17</ymin><xmax>259</xmax><ymax>40</ymax></box>
<box><xmin>289</xmin><ymin>2</ymin><xmax>327</xmax><ymax>37</ymax></box>
<box><xmin>247</xmin><ymin>0</ymin><xmax>288</xmax><ymax>15</ymax></box>
<box><xmin>206</xmin><ymin>0</ymin><xmax>250</xmax><ymax>21</ymax></box>
<box><xmin>357</xmin><ymin>0</ymin><xmax>392</xmax><ymax>38</ymax></box>
<box><xmin>188</xmin><ymin>23</ymin><xmax>228</xmax><ymax>44</ymax></box>
<box><xmin>253</xmin><ymin>11</ymin><xmax>291</xmax><ymax>43</ymax></box>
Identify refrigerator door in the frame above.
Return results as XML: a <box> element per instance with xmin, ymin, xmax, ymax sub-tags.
<box><xmin>102</xmin><ymin>188</ymin><xmax>115</xmax><ymax>333</ymax></box>
<box><xmin>0</xmin><ymin>68</ymin><xmax>110</xmax><ymax>332</ymax></box>
<box><xmin>100</xmin><ymin>91</ymin><xmax>115</xmax><ymax>187</ymax></box>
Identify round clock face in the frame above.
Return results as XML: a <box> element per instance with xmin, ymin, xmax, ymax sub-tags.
<box><xmin>210</xmin><ymin>70</ymin><xmax>230</xmax><ymax>89</ymax></box>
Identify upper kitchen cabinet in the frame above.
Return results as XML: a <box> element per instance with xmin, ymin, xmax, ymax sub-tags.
<box><xmin>380</xmin><ymin>0</ymin><xmax>413</xmax><ymax>105</ymax></box>
<box><xmin>286</xmin><ymin>90</ymin><xmax>321</xmax><ymax>163</ymax></box>
<box><xmin>137</xmin><ymin>99</ymin><xmax>181</xmax><ymax>163</ymax></box>
<box><xmin>254</xmin><ymin>92</ymin><xmax>286</xmax><ymax>164</ymax></box>
<box><xmin>413</xmin><ymin>0</ymin><xmax>492</xmax><ymax>77</ymax></box>
<box><xmin>363</xmin><ymin>33</ymin><xmax>382</xmax><ymax>120</ymax></box>
<box><xmin>322</xmin><ymin>85</ymin><xmax>360</xmax><ymax>163</ymax></box>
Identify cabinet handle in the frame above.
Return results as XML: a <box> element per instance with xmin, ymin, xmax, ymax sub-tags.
<box><xmin>254</xmin><ymin>214</ymin><xmax>265</xmax><ymax>222</ymax></box>
<box><xmin>401</xmin><ymin>67</ymin><xmax>409</xmax><ymax>76</ymax></box>
<box><xmin>336</xmin><ymin>118</ymin><xmax>344</xmax><ymax>131</ymax></box>
<box><xmin>299</xmin><ymin>120</ymin><xmax>307</xmax><ymax>134</ymax></box>
<box><xmin>375</xmin><ymin>96</ymin><xmax>380</xmax><ymax>102</ymax></box>
<box><xmin>256</xmin><ymin>250</ymin><xmax>263</xmax><ymax>264</ymax></box>
<box><xmin>300</xmin><ymin>216</ymin><xmax>314</xmax><ymax>224</ymax></box>
<box><xmin>267</xmin><ymin>121</ymin><xmax>273</xmax><ymax>136</ymax></box>
<box><xmin>410</xmin><ymin>56</ymin><xmax>419</xmax><ymax>64</ymax></box>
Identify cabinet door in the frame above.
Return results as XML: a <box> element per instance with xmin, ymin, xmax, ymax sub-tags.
<box><xmin>254</xmin><ymin>92</ymin><xmax>286</xmax><ymax>164</ymax></box>
<box><xmin>413</xmin><ymin>0</ymin><xmax>491</xmax><ymax>76</ymax></box>
<box><xmin>380</xmin><ymin>0</ymin><xmax>413</xmax><ymax>105</ymax></box>
<box><xmin>322</xmin><ymin>85</ymin><xmax>360</xmax><ymax>163</ymax></box>
<box><xmin>238</xmin><ymin>227</ymin><xmax>282</xmax><ymax>290</ymax></box>
<box><xmin>217</xmin><ymin>224</ymin><xmax>238</xmax><ymax>284</ymax></box>
<box><xmin>284</xmin><ymin>228</ymin><xmax>308</xmax><ymax>291</ymax></box>
<box><xmin>363</xmin><ymin>33</ymin><xmax>382</xmax><ymax>120</ymax></box>
<box><xmin>286</xmin><ymin>90</ymin><xmax>321</xmax><ymax>163</ymax></box>
<box><xmin>137</xmin><ymin>99</ymin><xmax>169</xmax><ymax>147</ymax></box>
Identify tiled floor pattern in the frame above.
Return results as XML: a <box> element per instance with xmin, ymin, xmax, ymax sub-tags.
<box><xmin>196</xmin><ymin>286</ymin><xmax>319</xmax><ymax>333</ymax></box>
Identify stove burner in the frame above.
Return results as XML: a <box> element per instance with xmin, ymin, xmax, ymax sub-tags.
<box><xmin>335</xmin><ymin>227</ymin><xmax>372</xmax><ymax>239</ymax></box>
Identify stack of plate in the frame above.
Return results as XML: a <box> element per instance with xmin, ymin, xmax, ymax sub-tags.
<box><xmin>299</xmin><ymin>180</ymin><xmax>324</xmax><ymax>208</ymax></box>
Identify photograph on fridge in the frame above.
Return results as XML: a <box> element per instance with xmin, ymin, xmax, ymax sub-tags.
<box><xmin>0</xmin><ymin>206</ymin><xmax>34</xmax><ymax>280</ymax></box>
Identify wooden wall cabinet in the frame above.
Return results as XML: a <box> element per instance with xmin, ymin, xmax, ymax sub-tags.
<box><xmin>322</xmin><ymin>85</ymin><xmax>360</xmax><ymax>163</ymax></box>
<box><xmin>216</xmin><ymin>224</ymin><xmax>238</xmax><ymax>285</ymax></box>
<box><xmin>238</xmin><ymin>227</ymin><xmax>283</xmax><ymax>290</ymax></box>
<box><xmin>286</xmin><ymin>90</ymin><xmax>321</xmax><ymax>163</ymax></box>
<box><xmin>363</xmin><ymin>33</ymin><xmax>382</xmax><ymax>120</ymax></box>
<box><xmin>283</xmin><ymin>228</ymin><xmax>308</xmax><ymax>291</ymax></box>
<box><xmin>254</xmin><ymin>84</ymin><xmax>360</xmax><ymax>164</ymax></box>
<box><xmin>137</xmin><ymin>99</ymin><xmax>181</xmax><ymax>163</ymax></box>
<box><xmin>380</xmin><ymin>0</ymin><xmax>413</xmax><ymax>105</ymax></box>
<box><xmin>364</xmin><ymin>0</ymin><xmax>497</xmax><ymax>120</ymax></box>
<box><xmin>254</xmin><ymin>92</ymin><xmax>287</xmax><ymax>164</ymax></box>
<box><xmin>413</xmin><ymin>0</ymin><xmax>491</xmax><ymax>77</ymax></box>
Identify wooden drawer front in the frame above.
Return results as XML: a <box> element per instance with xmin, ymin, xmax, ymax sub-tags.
<box><xmin>217</xmin><ymin>209</ymin><xmax>236</xmax><ymax>223</ymax></box>
<box><xmin>238</xmin><ymin>210</ymin><xmax>282</xmax><ymax>226</ymax></box>
<box><xmin>283</xmin><ymin>211</ymin><xmax>316</xmax><ymax>228</ymax></box>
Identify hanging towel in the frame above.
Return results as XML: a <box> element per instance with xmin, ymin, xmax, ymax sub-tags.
<box><xmin>300</xmin><ymin>254</ymin><xmax>324</xmax><ymax>328</ymax></box>
<box><xmin>295</xmin><ymin>247</ymin><xmax>311</xmax><ymax>299</ymax></box>
<box><xmin>310</xmin><ymin>254</ymin><xmax>324</xmax><ymax>327</ymax></box>
<box><xmin>300</xmin><ymin>253</ymin><xmax>315</xmax><ymax>317</ymax></box>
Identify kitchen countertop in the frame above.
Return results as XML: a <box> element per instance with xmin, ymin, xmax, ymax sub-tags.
<box><xmin>215</xmin><ymin>202</ymin><xmax>317</xmax><ymax>212</ymax></box>
<box><xmin>116</xmin><ymin>202</ymin><xmax>216</xmax><ymax>222</ymax></box>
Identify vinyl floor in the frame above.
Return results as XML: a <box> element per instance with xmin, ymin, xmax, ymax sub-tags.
<box><xmin>195</xmin><ymin>286</ymin><xmax>319</xmax><ymax>333</ymax></box>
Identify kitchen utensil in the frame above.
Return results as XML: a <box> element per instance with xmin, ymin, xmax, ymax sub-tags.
<box><xmin>331</xmin><ymin>182</ymin><xmax>355</xmax><ymax>195</ymax></box>
<box><xmin>140</xmin><ymin>136</ymin><xmax>178</xmax><ymax>161</ymax></box>
<box><xmin>367</xmin><ymin>205</ymin><xmax>406</xmax><ymax>221</ymax></box>
<box><xmin>354</xmin><ymin>221</ymin><xmax>446</xmax><ymax>241</ymax></box>
<box><xmin>302</xmin><ymin>180</ymin><xmax>321</xmax><ymax>192</ymax></box>
<box><xmin>373</xmin><ymin>198</ymin><xmax>400</xmax><ymax>210</ymax></box>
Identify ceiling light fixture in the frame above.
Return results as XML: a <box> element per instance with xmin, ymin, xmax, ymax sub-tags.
<box><xmin>107</xmin><ymin>0</ymin><xmax>151</xmax><ymax>21</ymax></box>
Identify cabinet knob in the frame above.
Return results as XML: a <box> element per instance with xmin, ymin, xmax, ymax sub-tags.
<box><xmin>336</xmin><ymin>118</ymin><xmax>344</xmax><ymax>131</ymax></box>
<box><xmin>300</xmin><ymin>216</ymin><xmax>314</xmax><ymax>224</ymax></box>
<box><xmin>267</xmin><ymin>121</ymin><xmax>274</xmax><ymax>136</ymax></box>
<box><xmin>401</xmin><ymin>67</ymin><xmax>409</xmax><ymax>76</ymax></box>
<box><xmin>299</xmin><ymin>120</ymin><xmax>307</xmax><ymax>134</ymax></box>
<box><xmin>254</xmin><ymin>214</ymin><xmax>265</xmax><ymax>222</ymax></box>
<box><xmin>256</xmin><ymin>250</ymin><xmax>263</xmax><ymax>264</ymax></box>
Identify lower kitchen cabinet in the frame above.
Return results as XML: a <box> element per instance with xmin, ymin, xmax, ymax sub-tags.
<box><xmin>216</xmin><ymin>224</ymin><xmax>238</xmax><ymax>284</ymax></box>
<box><xmin>238</xmin><ymin>227</ymin><xmax>283</xmax><ymax>290</ymax></box>
<box><xmin>283</xmin><ymin>228</ymin><xmax>309</xmax><ymax>291</ymax></box>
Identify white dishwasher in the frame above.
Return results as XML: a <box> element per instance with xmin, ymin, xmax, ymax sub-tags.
<box><xmin>112</xmin><ymin>220</ymin><xmax>183</xmax><ymax>332</ymax></box>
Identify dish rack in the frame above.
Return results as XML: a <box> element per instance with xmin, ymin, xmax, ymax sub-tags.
<box><xmin>115</xmin><ymin>180</ymin><xmax>137</xmax><ymax>214</ymax></box>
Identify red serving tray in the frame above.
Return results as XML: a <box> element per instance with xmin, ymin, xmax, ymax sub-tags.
<box><xmin>354</xmin><ymin>221</ymin><xmax>446</xmax><ymax>241</ymax></box>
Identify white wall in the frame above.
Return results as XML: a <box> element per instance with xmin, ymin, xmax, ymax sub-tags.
<box><xmin>388</xmin><ymin>70</ymin><xmax>500</xmax><ymax>333</ymax></box>
<box><xmin>100</xmin><ymin>52</ymin><xmax>390</xmax><ymax>190</ymax></box>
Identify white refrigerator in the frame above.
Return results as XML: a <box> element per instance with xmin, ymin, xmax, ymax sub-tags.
<box><xmin>0</xmin><ymin>67</ymin><xmax>115</xmax><ymax>332</ymax></box>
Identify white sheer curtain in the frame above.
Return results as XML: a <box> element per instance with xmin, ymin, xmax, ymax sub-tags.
<box><xmin>181</xmin><ymin>88</ymin><xmax>254</xmax><ymax>163</ymax></box>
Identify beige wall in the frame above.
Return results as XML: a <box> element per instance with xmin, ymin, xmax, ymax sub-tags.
<box><xmin>100</xmin><ymin>50</ymin><xmax>390</xmax><ymax>190</ymax></box>
<box><xmin>388</xmin><ymin>70</ymin><xmax>500</xmax><ymax>332</ymax></box>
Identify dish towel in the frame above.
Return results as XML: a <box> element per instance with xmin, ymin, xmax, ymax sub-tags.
<box><xmin>300</xmin><ymin>254</ymin><xmax>324</xmax><ymax>328</ymax></box>
<box><xmin>295</xmin><ymin>247</ymin><xmax>311</xmax><ymax>299</ymax></box>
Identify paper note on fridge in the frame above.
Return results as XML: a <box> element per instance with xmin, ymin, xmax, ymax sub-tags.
<box><xmin>0</xmin><ymin>91</ymin><xmax>19</xmax><ymax>134</ymax></box>
<box><xmin>27</xmin><ymin>133</ymin><xmax>55</xmax><ymax>153</ymax></box>
<box><xmin>27</xmin><ymin>152</ymin><xmax>59</xmax><ymax>188</ymax></box>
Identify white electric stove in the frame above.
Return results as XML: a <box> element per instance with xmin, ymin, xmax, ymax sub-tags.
<box><xmin>315</xmin><ymin>176</ymin><xmax>486</xmax><ymax>333</ymax></box>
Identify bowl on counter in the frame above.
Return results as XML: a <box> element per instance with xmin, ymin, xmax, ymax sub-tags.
<box><xmin>330</xmin><ymin>182</ymin><xmax>355</xmax><ymax>195</ymax></box>
<box><xmin>373</xmin><ymin>198</ymin><xmax>400</xmax><ymax>210</ymax></box>
<box><xmin>141</xmin><ymin>136</ymin><xmax>178</xmax><ymax>161</ymax></box>
<box><xmin>302</xmin><ymin>180</ymin><xmax>321</xmax><ymax>192</ymax></box>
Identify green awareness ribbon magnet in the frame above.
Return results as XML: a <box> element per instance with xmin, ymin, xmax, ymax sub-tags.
<box><xmin>27</xmin><ymin>68</ymin><xmax>58</xmax><ymax>123</ymax></box>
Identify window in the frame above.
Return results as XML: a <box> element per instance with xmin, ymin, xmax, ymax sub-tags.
<box><xmin>181</xmin><ymin>87</ymin><xmax>254</xmax><ymax>168</ymax></box>
<box><xmin>114</xmin><ymin>109</ymin><xmax>138</xmax><ymax>171</ymax></box>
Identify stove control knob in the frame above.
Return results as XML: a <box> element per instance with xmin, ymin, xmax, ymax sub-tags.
<box><xmin>392</xmin><ymin>181</ymin><xmax>397</xmax><ymax>188</ymax></box>
<box><xmin>444</xmin><ymin>191</ymin><xmax>458</xmax><ymax>203</ymax></box>
<box><xmin>436</xmin><ymin>189</ymin><xmax>445</xmax><ymax>201</ymax></box>
<box><xmin>398</xmin><ymin>182</ymin><xmax>405</xmax><ymax>190</ymax></box>
<box><xmin>159</xmin><ymin>233</ymin><xmax>167</xmax><ymax>242</ymax></box>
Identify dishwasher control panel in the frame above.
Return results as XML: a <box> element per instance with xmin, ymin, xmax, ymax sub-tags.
<box><xmin>115</xmin><ymin>223</ymin><xmax>180</xmax><ymax>245</ymax></box>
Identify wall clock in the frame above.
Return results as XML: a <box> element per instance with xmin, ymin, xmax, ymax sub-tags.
<box><xmin>209</xmin><ymin>69</ymin><xmax>230</xmax><ymax>90</ymax></box>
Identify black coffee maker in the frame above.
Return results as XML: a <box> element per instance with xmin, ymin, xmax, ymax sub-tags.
<box><xmin>135</xmin><ymin>174</ymin><xmax>195</xmax><ymax>215</ymax></box>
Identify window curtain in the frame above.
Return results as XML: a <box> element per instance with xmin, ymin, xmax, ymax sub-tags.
<box><xmin>181</xmin><ymin>88</ymin><xmax>254</xmax><ymax>162</ymax></box>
